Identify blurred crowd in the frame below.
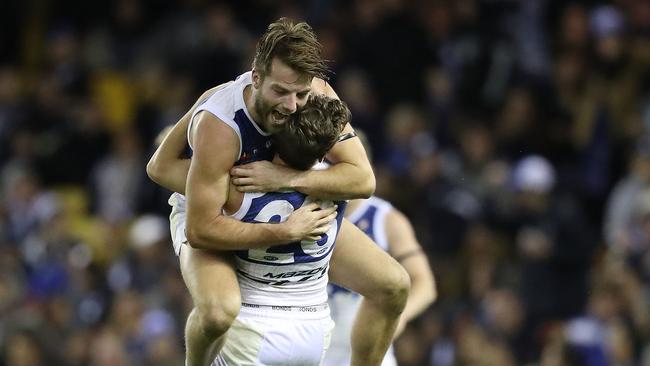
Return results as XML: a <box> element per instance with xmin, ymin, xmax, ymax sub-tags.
<box><xmin>0</xmin><ymin>0</ymin><xmax>649</xmax><ymax>365</ymax></box>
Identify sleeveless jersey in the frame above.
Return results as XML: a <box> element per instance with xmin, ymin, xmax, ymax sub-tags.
<box><xmin>329</xmin><ymin>196</ymin><xmax>392</xmax><ymax>298</ymax></box>
<box><xmin>188</xmin><ymin>71</ymin><xmax>274</xmax><ymax>165</ymax></box>
<box><xmin>168</xmin><ymin>71</ymin><xmax>273</xmax><ymax>210</ymax></box>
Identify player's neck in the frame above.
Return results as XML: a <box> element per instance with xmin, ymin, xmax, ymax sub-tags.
<box><xmin>344</xmin><ymin>199</ymin><xmax>364</xmax><ymax>218</ymax></box>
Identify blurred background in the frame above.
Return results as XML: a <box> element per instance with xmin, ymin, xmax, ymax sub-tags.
<box><xmin>0</xmin><ymin>0</ymin><xmax>649</xmax><ymax>365</ymax></box>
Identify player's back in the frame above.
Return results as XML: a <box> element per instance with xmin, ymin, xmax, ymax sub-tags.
<box><xmin>228</xmin><ymin>190</ymin><xmax>346</xmax><ymax>307</ymax></box>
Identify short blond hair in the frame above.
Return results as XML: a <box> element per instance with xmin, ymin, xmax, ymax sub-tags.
<box><xmin>253</xmin><ymin>18</ymin><xmax>328</xmax><ymax>80</ymax></box>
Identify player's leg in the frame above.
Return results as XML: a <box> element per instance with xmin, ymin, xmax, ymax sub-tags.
<box><xmin>328</xmin><ymin>219</ymin><xmax>410</xmax><ymax>366</ymax></box>
<box><xmin>180</xmin><ymin>246</ymin><xmax>241</xmax><ymax>366</ymax></box>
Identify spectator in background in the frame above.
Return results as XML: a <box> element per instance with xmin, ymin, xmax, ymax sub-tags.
<box><xmin>1</xmin><ymin>168</ymin><xmax>59</xmax><ymax>244</ymax></box>
<box><xmin>570</xmin><ymin>5</ymin><xmax>645</xmax><ymax>221</ymax></box>
<box><xmin>604</xmin><ymin>136</ymin><xmax>650</xmax><ymax>280</ymax></box>
<box><xmin>505</xmin><ymin>155</ymin><xmax>597</xmax><ymax>359</ymax></box>
<box><xmin>335</xmin><ymin>69</ymin><xmax>382</xmax><ymax>157</ymax></box>
<box><xmin>494</xmin><ymin>86</ymin><xmax>544</xmax><ymax>160</ymax></box>
<box><xmin>0</xmin><ymin>66</ymin><xmax>24</xmax><ymax>165</ymax></box>
<box><xmin>3</xmin><ymin>329</ymin><xmax>45</xmax><ymax>366</ymax></box>
<box><xmin>90</xmin><ymin>129</ymin><xmax>144</xmax><ymax>223</ymax></box>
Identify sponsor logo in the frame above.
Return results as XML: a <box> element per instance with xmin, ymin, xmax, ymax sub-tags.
<box><xmin>271</xmin><ymin>306</ymin><xmax>291</xmax><ymax>311</ymax></box>
<box><xmin>263</xmin><ymin>265</ymin><xmax>327</xmax><ymax>279</ymax></box>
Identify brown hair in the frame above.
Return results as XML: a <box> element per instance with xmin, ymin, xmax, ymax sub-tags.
<box><xmin>273</xmin><ymin>94</ymin><xmax>350</xmax><ymax>170</ymax></box>
<box><xmin>253</xmin><ymin>18</ymin><xmax>328</xmax><ymax>80</ymax></box>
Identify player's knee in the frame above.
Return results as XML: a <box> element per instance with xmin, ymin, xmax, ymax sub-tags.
<box><xmin>376</xmin><ymin>264</ymin><xmax>410</xmax><ymax>314</ymax></box>
<box><xmin>195</xmin><ymin>299</ymin><xmax>240</xmax><ymax>336</ymax></box>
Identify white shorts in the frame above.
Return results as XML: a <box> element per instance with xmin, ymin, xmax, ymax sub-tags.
<box><xmin>212</xmin><ymin>303</ymin><xmax>335</xmax><ymax>366</ymax></box>
<box><xmin>169</xmin><ymin>198</ymin><xmax>187</xmax><ymax>256</ymax></box>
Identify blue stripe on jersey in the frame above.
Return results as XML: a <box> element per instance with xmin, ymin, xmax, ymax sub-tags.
<box><xmin>186</xmin><ymin>106</ymin><xmax>273</xmax><ymax>161</ymax></box>
<box><xmin>350</xmin><ymin>205</ymin><xmax>379</xmax><ymax>241</ymax></box>
<box><xmin>233</xmin><ymin>109</ymin><xmax>274</xmax><ymax>165</ymax></box>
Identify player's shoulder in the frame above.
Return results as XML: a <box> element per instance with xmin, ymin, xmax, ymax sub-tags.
<box><xmin>200</xmin><ymin>72</ymin><xmax>251</xmax><ymax>118</ymax></box>
<box><xmin>191</xmin><ymin>111</ymin><xmax>239</xmax><ymax>149</ymax></box>
<box><xmin>202</xmin><ymin>82</ymin><xmax>237</xmax><ymax>113</ymax></box>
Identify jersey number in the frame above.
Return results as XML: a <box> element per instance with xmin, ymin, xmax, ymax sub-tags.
<box><xmin>244</xmin><ymin>199</ymin><xmax>338</xmax><ymax>264</ymax></box>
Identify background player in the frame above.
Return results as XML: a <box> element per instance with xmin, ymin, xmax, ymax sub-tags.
<box><xmin>325</xmin><ymin>131</ymin><xmax>437</xmax><ymax>366</ymax></box>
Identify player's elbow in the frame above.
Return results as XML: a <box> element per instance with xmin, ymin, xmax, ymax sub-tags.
<box><xmin>354</xmin><ymin>170</ymin><xmax>376</xmax><ymax>199</ymax></box>
<box><xmin>186</xmin><ymin>216</ymin><xmax>234</xmax><ymax>250</ymax></box>
<box><xmin>185</xmin><ymin>222</ymin><xmax>219</xmax><ymax>250</ymax></box>
<box><xmin>185</xmin><ymin>224</ymin><xmax>205</xmax><ymax>249</ymax></box>
<box><xmin>415</xmin><ymin>273</ymin><xmax>438</xmax><ymax>306</ymax></box>
<box><xmin>359</xmin><ymin>174</ymin><xmax>376</xmax><ymax>198</ymax></box>
<box><xmin>146</xmin><ymin>158</ymin><xmax>163</xmax><ymax>184</ymax></box>
<box><xmin>419</xmin><ymin>283</ymin><xmax>437</xmax><ymax>310</ymax></box>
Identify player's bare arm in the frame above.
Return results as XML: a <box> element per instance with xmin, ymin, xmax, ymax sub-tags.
<box><xmin>385</xmin><ymin>208</ymin><xmax>436</xmax><ymax>337</ymax></box>
<box><xmin>181</xmin><ymin>112</ymin><xmax>337</xmax><ymax>250</ymax></box>
<box><xmin>230</xmin><ymin>79</ymin><xmax>375</xmax><ymax>200</ymax></box>
<box><xmin>146</xmin><ymin>83</ymin><xmax>228</xmax><ymax>192</ymax></box>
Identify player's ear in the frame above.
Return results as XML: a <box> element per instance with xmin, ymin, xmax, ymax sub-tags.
<box><xmin>252</xmin><ymin>70</ymin><xmax>262</xmax><ymax>89</ymax></box>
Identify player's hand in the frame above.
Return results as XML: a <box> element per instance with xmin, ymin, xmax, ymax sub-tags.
<box><xmin>231</xmin><ymin>161</ymin><xmax>298</xmax><ymax>193</ymax></box>
<box><xmin>282</xmin><ymin>202</ymin><xmax>338</xmax><ymax>242</ymax></box>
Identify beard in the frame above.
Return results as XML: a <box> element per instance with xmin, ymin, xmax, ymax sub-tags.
<box><xmin>253</xmin><ymin>94</ymin><xmax>290</xmax><ymax>134</ymax></box>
